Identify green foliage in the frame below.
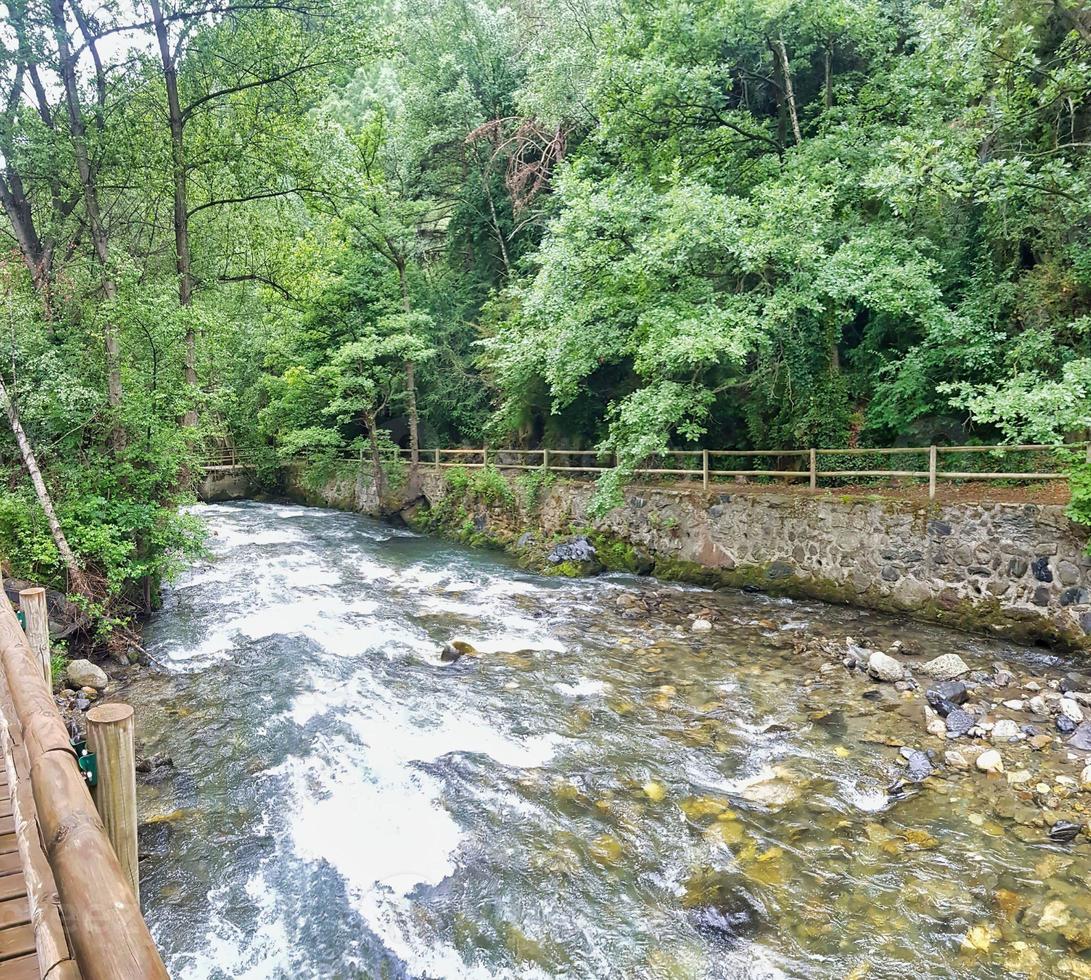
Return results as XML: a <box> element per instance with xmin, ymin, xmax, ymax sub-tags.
<box><xmin>1066</xmin><ymin>463</ymin><xmax>1091</xmax><ymax>552</ymax></box>
<box><xmin>469</xmin><ymin>466</ymin><xmax>515</xmax><ymax>506</ymax></box>
<box><xmin>516</xmin><ymin>468</ymin><xmax>555</xmax><ymax>511</ymax></box>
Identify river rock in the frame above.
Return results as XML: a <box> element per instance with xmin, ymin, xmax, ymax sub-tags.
<box><xmin>946</xmin><ymin>709</ymin><xmax>975</xmax><ymax>736</ymax></box>
<box><xmin>976</xmin><ymin>749</ymin><xmax>1004</xmax><ymax>773</ymax></box>
<box><xmin>65</xmin><ymin>659</ymin><xmax>107</xmax><ymax>690</ymax></box>
<box><xmin>1049</xmin><ymin>821</ymin><xmax>1082</xmax><ymax>843</ymax></box>
<box><xmin>1058</xmin><ymin>716</ymin><xmax>1079</xmax><ymax>736</ymax></box>
<box><xmin>927</xmin><ymin>680</ymin><xmax>968</xmax><ymax>706</ymax></box>
<box><xmin>1080</xmin><ymin>766</ymin><xmax>1091</xmax><ymax>790</ymax></box>
<box><xmin>991</xmin><ymin>719</ymin><xmax>1021</xmax><ymax>741</ymax></box>
<box><xmin>1068</xmin><ymin>722</ymin><xmax>1091</xmax><ymax>751</ymax></box>
<box><xmin>691</xmin><ymin>619</ymin><xmax>712</xmax><ymax>632</ymax></box>
<box><xmin>925</xmin><ymin>693</ymin><xmax>962</xmax><ymax>718</ymax></box>
<box><xmin>923</xmin><ymin>705</ymin><xmax>947</xmax><ymax>737</ymax></box>
<box><xmin>900</xmin><ymin>748</ymin><xmax>934</xmax><ymax>781</ymax></box>
<box><xmin>547</xmin><ymin>536</ymin><xmax>599</xmax><ymax>570</ymax></box>
<box><xmin>440</xmin><ymin>639</ymin><xmax>477</xmax><ymax>663</ymax></box>
<box><xmin>867</xmin><ymin>650</ymin><xmax>905</xmax><ymax>682</ymax></box>
<box><xmin>919</xmin><ymin>654</ymin><xmax>970</xmax><ymax>680</ymax></box>
<box><xmin>1028</xmin><ymin>695</ymin><xmax>1049</xmax><ymax>716</ymax></box>
<box><xmin>1061</xmin><ymin>698</ymin><xmax>1085</xmax><ymax>724</ymax></box>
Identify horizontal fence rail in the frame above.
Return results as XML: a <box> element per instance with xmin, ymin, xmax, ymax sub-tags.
<box><xmin>204</xmin><ymin>441</ymin><xmax>1089</xmax><ymax>499</ymax></box>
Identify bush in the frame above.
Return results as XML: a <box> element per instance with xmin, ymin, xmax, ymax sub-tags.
<box><xmin>469</xmin><ymin>466</ymin><xmax>514</xmax><ymax>505</ymax></box>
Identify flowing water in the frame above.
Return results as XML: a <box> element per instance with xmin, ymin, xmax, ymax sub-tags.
<box><xmin>129</xmin><ymin>501</ymin><xmax>1091</xmax><ymax>979</ymax></box>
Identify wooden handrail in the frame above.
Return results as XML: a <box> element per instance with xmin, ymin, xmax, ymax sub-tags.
<box><xmin>206</xmin><ymin>440</ymin><xmax>1081</xmax><ymax>500</ymax></box>
<box><xmin>0</xmin><ymin>593</ymin><xmax>168</xmax><ymax>980</ymax></box>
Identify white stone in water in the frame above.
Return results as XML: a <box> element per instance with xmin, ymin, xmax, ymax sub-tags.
<box><xmin>690</xmin><ymin>619</ymin><xmax>712</xmax><ymax>632</ymax></box>
<box><xmin>1028</xmin><ymin>696</ymin><xmax>1048</xmax><ymax>716</ymax></box>
<box><xmin>919</xmin><ymin>654</ymin><xmax>970</xmax><ymax>680</ymax></box>
<box><xmin>976</xmin><ymin>749</ymin><xmax>1004</xmax><ymax>773</ymax></box>
<box><xmin>867</xmin><ymin>650</ymin><xmax>904</xmax><ymax>682</ymax></box>
<box><xmin>1060</xmin><ymin>698</ymin><xmax>1085</xmax><ymax>723</ymax></box>
<box><xmin>1002</xmin><ymin>700</ymin><xmax>1025</xmax><ymax>711</ymax></box>
<box><xmin>1080</xmin><ymin>765</ymin><xmax>1091</xmax><ymax>790</ymax></box>
<box><xmin>924</xmin><ymin>706</ymin><xmax>947</xmax><ymax>737</ymax></box>
<box><xmin>991</xmin><ymin>719</ymin><xmax>1020</xmax><ymax>741</ymax></box>
<box><xmin>65</xmin><ymin>659</ymin><xmax>107</xmax><ymax>690</ymax></box>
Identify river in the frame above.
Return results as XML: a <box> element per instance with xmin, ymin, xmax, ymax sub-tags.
<box><xmin>127</xmin><ymin>501</ymin><xmax>1091</xmax><ymax>978</ymax></box>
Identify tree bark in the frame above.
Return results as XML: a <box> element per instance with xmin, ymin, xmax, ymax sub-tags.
<box><xmin>149</xmin><ymin>0</ymin><xmax>199</xmax><ymax>427</ymax></box>
<box><xmin>396</xmin><ymin>262</ymin><xmax>419</xmax><ymax>469</ymax></box>
<box><xmin>49</xmin><ymin>0</ymin><xmax>125</xmax><ymax>450</ymax></box>
<box><xmin>366</xmin><ymin>411</ymin><xmax>385</xmax><ymax>502</ymax></box>
<box><xmin>773</xmin><ymin>35</ymin><xmax>802</xmax><ymax>145</ymax></box>
<box><xmin>0</xmin><ymin>374</ymin><xmax>84</xmax><ymax>591</ymax></box>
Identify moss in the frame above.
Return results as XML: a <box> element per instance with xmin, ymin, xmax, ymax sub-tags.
<box><xmin>540</xmin><ymin>560</ymin><xmax>584</xmax><ymax>578</ymax></box>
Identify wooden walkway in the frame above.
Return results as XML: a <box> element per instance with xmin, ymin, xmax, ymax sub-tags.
<box><xmin>0</xmin><ymin>768</ymin><xmax>41</xmax><ymax>979</ymax></box>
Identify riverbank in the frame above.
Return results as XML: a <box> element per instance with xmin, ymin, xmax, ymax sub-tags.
<box><xmin>281</xmin><ymin>462</ymin><xmax>1091</xmax><ymax>654</ymax></box>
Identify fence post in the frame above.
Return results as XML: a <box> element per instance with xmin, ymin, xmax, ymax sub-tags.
<box><xmin>482</xmin><ymin>446</ymin><xmax>489</xmax><ymax>469</ymax></box>
<box><xmin>1086</xmin><ymin>430</ymin><xmax>1091</xmax><ymax>464</ymax></box>
<box><xmin>19</xmin><ymin>587</ymin><xmax>50</xmax><ymax>685</ymax></box>
<box><xmin>928</xmin><ymin>445</ymin><xmax>937</xmax><ymax>500</ymax></box>
<box><xmin>702</xmin><ymin>449</ymin><xmax>709</xmax><ymax>491</ymax></box>
<box><xmin>809</xmin><ymin>448</ymin><xmax>817</xmax><ymax>492</ymax></box>
<box><xmin>86</xmin><ymin>702</ymin><xmax>140</xmax><ymax>902</ymax></box>
<box><xmin>434</xmin><ymin>447</ymin><xmax>440</xmax><ymax>471</ymax></box>
<box><xmin>543</xmin><ymin>448</ymin><xmax>549</xmax><ymax>472</ymax></box>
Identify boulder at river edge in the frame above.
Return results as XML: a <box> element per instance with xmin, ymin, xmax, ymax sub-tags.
<box><xmin>867</xmin><ymin>650</ymin><xmax>904</xmax><ymax>682</ymax></box>
<box><xmin>918</xmin><ymin>654</ymin><xmax>970</xmax><ymax>680</ymax></box>
<box><xmin>65</xmin><ymin>659</ymin><xmax>107</xmax><ymax>690</ymax></box>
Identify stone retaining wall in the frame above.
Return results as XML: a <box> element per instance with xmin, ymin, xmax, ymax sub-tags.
<box><xmin>284</xmin><ymin>463</ymin><xmax>1091</xmax><ymax>651</ymax></box>
<box><xmin>417</xmin><ymin>473</ymin><xmax>1091</xmax><ymax>651</ymax></box>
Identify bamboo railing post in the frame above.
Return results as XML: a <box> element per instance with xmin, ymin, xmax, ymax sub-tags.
<box><xmin>928</xmin><ymin>445</ymin><xmax>937</xmax><ymax>500</ymax></box>
<box><xmin>809</xmin><ymin>448</ymin><xmax>817</xmax><ymax>491</ymax></box>
<box><xmin>543</xmin><ymin>448</ymin><xmax>549</xmax><ymax>472</ymax></box>
<box><xmin>434</xmin><ymin>447</ymin><xmax>440</xmax><ymax>471</ymax></box>
<box><xmin>19</xmin><ymin>587</ymin><xmax>50</xmax><ymax>685</ymax></box>
<box><xmin>86</xmin><ymin>703</ymin><xmax>139</xmax><ymax>902</ymax></box>
<box><xmin>702</xmin><ymin>449</ymin><xmax>709</xmax><ymax>491</ymax></box>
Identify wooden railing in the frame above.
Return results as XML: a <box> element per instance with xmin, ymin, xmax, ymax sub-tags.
<box><xmin>0</xmin><ymin>590</ymin><xmax>167</xmax><ymax>979</ymax></box>
<box><xmin>205</xmin><ymin>441</ymin><xmax>1088</xmax><ymax>499</ymax></box>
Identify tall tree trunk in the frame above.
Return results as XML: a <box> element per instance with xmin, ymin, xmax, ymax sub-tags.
<box><xmin>396</xmin><ymin>262</ymin><xmax>419</xmax><ymax>470</ymax></box>
<box><xmin>149</xmin><ymin>0</ymin><xmax>198</xmax><ymax>427</ymax></box>
<box><xmin>0</xmin><ymin>374</ymin><xmax>84</xmax><ymax>592</ymax></box>
<box><xmin>773</xmin><ymin>35</ymin><xmax>802</xmax><ymax>145</ymax></box>
<box><xmin>50</xmin><ymin>0</ymin><xmax>125</xmax><ymax>450</ymax></box>
<box><xmin>366</xmin><ymin>410</ymin><xmax>385</xmax><ymax>503</ymax></box>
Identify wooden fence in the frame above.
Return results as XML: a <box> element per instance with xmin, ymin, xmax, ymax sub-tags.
<box><xmin>207</xmin><ymin>441</ymin><xmax>1089</xmax><ymax>500</ymax></box>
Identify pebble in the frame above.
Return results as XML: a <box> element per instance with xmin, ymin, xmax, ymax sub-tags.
<box><xmin>1070</xmin><ymin>722</ymin><xmax>1091</xmax><ymax>751</ymax></box>
<box><xmin>1029</xmin><ymin>734</ymin><xmax>1053</xmax><ymax>750</ymax></box>
<box><xmin>691</xmin><ymin>619</ymin><xmax>712</xmax><ymax>632</ymax></box>
<box><xmin>1058</xmin><ymin>716</ymin><xmax>1078</xmax><ymax>735</ymax></box>
<box><xmin>976</xmin><ymin>749</ymin><xmax>1003</xmax><ymax>773</ymax></box>
<box><xmin>1028</xmin><ymin>695</ymin><xmax>1048</xmax><ymax>715</ymax></box>
<box><xmin>1002</xmin><ymin>699</ymin><xmax>1025</xmax><ymax>711</ymax></box>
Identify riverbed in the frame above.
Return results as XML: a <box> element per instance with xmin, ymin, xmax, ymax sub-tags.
<box><xmin>127</xmin><ymin>501</ymin><xmax>1091</xmax><ymax>978</ymax></box>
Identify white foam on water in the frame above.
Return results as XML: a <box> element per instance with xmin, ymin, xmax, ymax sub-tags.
<box><xmin>553</xmin><ymin>678</ymin><xmax>610</xmax><ymax>698</ymax></box>
<box><xmin>273</xmin><ymin>690</ymin><xmax>562</xmax><ymax>979</ymax></box>
<box><xmin>168</xmin><ymin>872</ymin><xmax>291</xmax><ymax>979</ymax></box>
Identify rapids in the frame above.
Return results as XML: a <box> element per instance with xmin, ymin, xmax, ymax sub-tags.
<box><xmin>129</xmin><ymin>501</ymin><xmax>1091</xmax><ymax>978</ymax></box>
